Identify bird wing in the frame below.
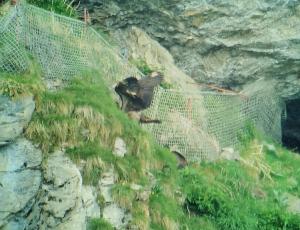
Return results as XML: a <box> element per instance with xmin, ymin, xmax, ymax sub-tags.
<box><xmin>138</xmin><ymin>75</ymin><xmax>163</xmax><ymax>89</ymax></box>
<box><xmin>137</xmin><ymin>76</ymin><xmax>163</xmax><ymax>108</ymax></box>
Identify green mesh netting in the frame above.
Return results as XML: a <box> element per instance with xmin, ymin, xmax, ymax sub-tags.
<box><xmin>143</xmin><ymin>86</ymin><xmax>283</xmax><ymax>161</ymax></box>
<box><xmin>0</xmin><ymin>2</ymin><xmax>283</xmax><ymax>162</ymax></box>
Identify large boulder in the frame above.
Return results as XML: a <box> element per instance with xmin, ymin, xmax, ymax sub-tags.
<box><xmin>0</xmin><ymin>139</ymin><xmax>42</xmax><ymax>228</ymax></box>
<box><xmin>0</xmin><ymin>96</ymin><xmax>35</xmax><ymax>146</ymax></box>
<box><xmin>26</xmin><ymin>151</ymin><xmax>100</xmax><ymax>230</ymax></box>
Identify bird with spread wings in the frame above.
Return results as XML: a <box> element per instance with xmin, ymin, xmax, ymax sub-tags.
<box><xmin>115</xmin><ymin>72</ymin><xmax>163</xmax><ymax>123</ymax></box>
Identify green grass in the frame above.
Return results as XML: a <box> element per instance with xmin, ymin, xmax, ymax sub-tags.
<box><xmin>130</xmin><ymin>58</ymin><xmax>153</xmax><ymax>75</ymax></box>
<box><xmin>179</xmin><ymin>127</ymin><xmax>300</xmax><ymax>230</ymax></box>
<box><xmin>0</xmin><ymin>61</ymin><xmax>185</xmax><ymax>228</ymax></box>
<box><xmin>27</xmin><ymin>0</ymin><xmax>77</xmax><ymax>17</ymax></box>
<box><xmin>2</xmin><ymin>62</ymin><xmax>300</xmax><ymax>229</ymax></box>
<box><xmin>88</xmin><ymin>218</ymin><xmax>114</xmax><ymax>230</ymax></box>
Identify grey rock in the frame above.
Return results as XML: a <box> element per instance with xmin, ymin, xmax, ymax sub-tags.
<box><xmin>113</xmin><ymin>26</ymin><xmax>199</xmax><ymax>90</ymax></box>
<box><xmin>82</xmin><ymin>186</ymin><xmax>101</xmax><ymax>219</ymax></box>
<box><xmin>130</xmin><ymin>183</ymin><xmax>143</xmax><ymax>191</ymax></box>
<box><xmin>0</xmin><ymin>213</ymin><xmax>10</xmax><ymax>227</ymax></box>
<box><xmin>103</xmin><ymin>204</ymin><xmax>130</xmax><ymax>229</ymax></box>
<box><xmin>0</xmin><ymin>139</ymin><xmax>42</xmax><ymax>228</ymax></box>
<box><xmin>84</xmin><ymin>0</ymin><xmax>300</xmax><ymax>100</ymax></box>
<box><xmin>100</xmin><ymin>185</ymin><xmax>113</xmax><ymax>204</ymax></box>
<box><xmin>282</xmin><ymin>193</ymin><xmax>300</xmax><ymax>214</ymax></box>
<box><xmin>136</xmin><ymin>190</ymin><xmax>151</xmax><ymax>202</ymax></box>
<box><xmin>113</xmin><ymin>137</ymin><xmax>127</xmax><ymax>158</ymax></box>
<box><xmin>219</xmin><ymin>147</ymin><xmax>240</xmax><ymax>161</ymax></box>
<box><xmin>99</xmin><ymin>167</ymin><xmax>116</xmax><ymax>203</ymax></box>
<box><xmin>0</xmin><ymin>138</ymin><xmax>42</xmax><ymax>172</ymax></box>
<box><xmin>0</xmin><ymin>96</ymin><xmax>35</xmax><ymax>146</ymax></box>
<box><xmin>99</xmin><ymin>168</ymin><xmax>116</xmax><ymax>186</ymax></box>
<box><xmin>2</xmin><ymin>218</ymin><xmax>26</xmax><ymax>230</ymax></box>
<box><xmin>0</xmin><ymin>170</ymin><xmax>42</xmax><ymax>225</ymax></box>
<box><xmin>35</xmin><ymin>151</ymin><xmax>86</xmax><ymax>229</ymax></box>
<box><xmin>54</xmin><ymin>211</ymin><xmax>86</xmax><ymax>230</ymax></box>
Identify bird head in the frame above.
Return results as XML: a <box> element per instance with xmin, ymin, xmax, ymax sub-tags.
<box><xmin>115</xmin><ymin>76</ymin><xmax>138</xmax><ymax>95</ymax></box>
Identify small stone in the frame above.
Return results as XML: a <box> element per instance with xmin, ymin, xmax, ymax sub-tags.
<box><xmin>136</xmin><ymin>190</ymin><xmax>151</xmax><ymax>202</ymax></box>
<box><xmin>100</xmin><ymin>186</ymin><xmax>113</xmax><ymax>203</ymax></box>
<box><xmin>99</xmin><ymin>168</ymin><xmax>116</xmax><ymax>186</ymax></box>
<box><xmin>219</xmin><ymin>147</ymin><xmax>240</xmax><ymax>161</ymax></box>
<box><xmin>263</xmin><ymin>142</ymin><xmax>276</xmax><ymax>153</ymax></box>
<box><xmin>130</xmin><ymin>183</ymin><xmax>142</xmax><ymax>191</ymax></box>
<box><xmin>103</xmin><ymin>204</ymin><xmax>130</xmax><ymax>229</ymax></box>
<box><xmin>281</xmin><ymin>193</ymin><xmax>300</xmax><ymax>214</ymax></box>
<box><xmin>99</xmin><ymin>168</ymin><xmax>116</xmax><ymax>204</ymax></box>
<box><xmin>251</xmin><ymin>187</ymin><xmax>267</xmax><ymax>199</ymax></box>
<box><xmin>113</xmin><ymin>137</ymin><xmax>127</xmax><ymax>158</ymax></box>
<box><xmin>82</xmin><ymin>186</ymin><xmax>101</xmax><ymax>218</ymax></box>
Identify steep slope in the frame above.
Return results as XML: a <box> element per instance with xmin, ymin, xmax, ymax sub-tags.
<box><xmin>1</xmin><ymin>1</ymin><xmax>300</xmax><ymax>229</ymax></box>
<box><xmin>1</xmin><ymin>59</ymin><xmax>300</xmax><ymax>230</ymax></box>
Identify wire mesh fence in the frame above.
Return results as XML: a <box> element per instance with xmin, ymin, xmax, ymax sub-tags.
<box><xmin>0</xmin><ymin>2</ymin><xmax>284</xmax><ymax>161</ymax></box>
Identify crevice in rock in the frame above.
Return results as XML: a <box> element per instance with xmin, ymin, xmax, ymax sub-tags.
<box><xmin>282</xmin><ymin>99</ymin><xmax>300</xmax><ymax>153</ymax></box>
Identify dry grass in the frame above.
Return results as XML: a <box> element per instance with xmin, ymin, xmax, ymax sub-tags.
<box><xmin>240</xmin><ymin>140</ymin><xmax>274</xmax><ymax>181</ymax></box>
<box><xmin>151</xmin><ymin>210</ymin><xmax>179</xmax><ymax>230</ymax></box>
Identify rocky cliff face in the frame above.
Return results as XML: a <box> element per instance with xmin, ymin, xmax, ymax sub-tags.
<box><xmin>84</xmin><ymin>0</ymin><xmax>300</xmax><ymax>100</ymax></box>
<box><xmin>0</xmin><ymin>96</ymin><xmax>100</xmax><ymax>230</ymax></box>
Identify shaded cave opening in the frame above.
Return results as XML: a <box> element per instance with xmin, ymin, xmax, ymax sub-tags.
<box><xmin>282</xmin><ymin>99</ymin><xmax>300</xmax><ymax>153</ymax></box>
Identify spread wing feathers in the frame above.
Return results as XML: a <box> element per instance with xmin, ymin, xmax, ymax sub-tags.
<box><xmin>115</xmin><ymin>75</ymin><xmax>163</xmax><ymax>111</ymax></box>
<box><xmin>138</xmin><ymin>75</ymin><xmax>163</xmax><ymax>89</ymax></box>
<box><xmin>136</xmin><ymin>75</ymin><xmax>163</xmax><ymax>108</ymax></box>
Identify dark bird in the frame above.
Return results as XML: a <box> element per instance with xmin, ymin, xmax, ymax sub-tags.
<box><xmin>115</xmin><ymin>72</ymin><xmax>163</xmax><ymax>124</ymax></box>
<box><xmin>115</xmin><ymin>72</ymin><xmax>163</xmax><ymax>112</ymax></box>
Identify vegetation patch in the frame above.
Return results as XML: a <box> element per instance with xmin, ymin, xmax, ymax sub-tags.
<box><xmin>180</xmin><ymin>131</ymin><xmax>300</xmax><ymax>230</ymax></box>
<box><xmin>88</xmin><ymin>218</ymin><xmax>114</xmax><ymax>230</ymax></box>
<box><xmin>27</xmin><ymin>0</ymin><xmax>77</xmax><ymax>17</ymax></box>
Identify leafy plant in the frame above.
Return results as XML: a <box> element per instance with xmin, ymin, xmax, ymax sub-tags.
<box><xmin>131</xmin><ymin>58</ymin><xmax>153</xmax><ymax>75</ymax></box>
<box><xmin>27</xmin><ymin>0</ymin><xmax>77</xmax><ymax>17</ymax></box>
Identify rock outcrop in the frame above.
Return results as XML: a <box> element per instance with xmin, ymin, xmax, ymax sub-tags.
<box><xmin>0</xmin><ymin>139</ymin><xmax>42</xmax><ymax>229</ymax></box>
<box><xmin>0</xmin><ymin>94</ymin><xmax>38</xmax><ymax>229</ymax></box>
<box><xmin>83</xmin><ymin>0</ymin><xmax>300</xmax><ymax>100</ymax></box>
<box><xmin>0</xmin><ymin>96</ymin><xmax>35</xmax><ymax>146</ymax></box>
<box><xmin>0</xmin><ymin>142</ymin><xmax>100</xmax><ymax>230</ymax></box>
<box><xmin>99</xmin><ymin>167</ymin><xmax>131</xmax><ymax>229</ymax></box>
<box><xmin>0</xmin><ymin>94</ymin><xmax>101</xmax><ymax>229</ymax></box>
<box><xmin>113</xmin><ymin>26</ymin><xmax>198</xmax><ymax>90</ymax></box>
<box><xmin>26</xmin><ymin>151</ymin><xmax>100</xmax><ymax>230</ymax></box>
